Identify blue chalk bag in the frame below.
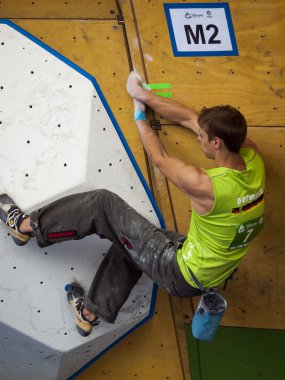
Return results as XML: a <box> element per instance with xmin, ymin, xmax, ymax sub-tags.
<box><xmin>188</xmin><ymin>268</ymin><xmax>227</xmax><ymax>342</ymax></box>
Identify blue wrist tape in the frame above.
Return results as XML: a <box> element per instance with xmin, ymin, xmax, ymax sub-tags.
<box><xmin>134</xmin><ymin>110</ymin><xmax>148</xmax><ymax>121</ymax></box>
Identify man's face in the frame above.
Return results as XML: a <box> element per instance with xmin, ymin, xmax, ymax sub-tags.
<box><xmin>197</xmin><ymin>127</ymin><xmax>215</xmax><ymax>159</ymax></box>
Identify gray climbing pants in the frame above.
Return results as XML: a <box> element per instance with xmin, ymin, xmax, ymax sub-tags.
<box><xmin>30</xmin><ymin>189</ymin><xmax>200</xmax><ymax>323</ymax></box>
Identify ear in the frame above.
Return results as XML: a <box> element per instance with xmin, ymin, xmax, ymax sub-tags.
<box><xmin>213</xmin><ymin>137</ymin><xmax>223</xmax><ymax>150</ymax></box>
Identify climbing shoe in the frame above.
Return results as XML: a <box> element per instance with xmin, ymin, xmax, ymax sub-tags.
<box><xmin>0</xmin><ymin>194</ymin><xmax>30</xmax><ymax>246</ymax></box>
<box><xmin>66</xmin><ymin>282</ymin><xmax>99</xmax><ymax>337</ymax></box>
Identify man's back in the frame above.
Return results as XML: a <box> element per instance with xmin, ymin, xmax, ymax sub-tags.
<box><xmin>177</xmin><ymin>147</ymin><xmax>265</xmax><ymax>288</ymax></box>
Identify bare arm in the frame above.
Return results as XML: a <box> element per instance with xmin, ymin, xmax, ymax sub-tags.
<box><xmin>133</xmin><ymin>100</ymin><xmax>213</xmax><ymax>210</ymax></box>
<box><xmin>242</xmin><ymin>137</ymin><xmax>262</xmax><ymax>155</ymax></box>
<box><xmin>127</xmin><ymin>71</ymin><xmax>200</xmax><ymax>135</ymax></box>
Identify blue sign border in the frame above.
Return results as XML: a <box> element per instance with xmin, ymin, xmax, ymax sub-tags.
<box><xmin>0</xmin><ymin>19</ymin><xmax>163</xmax><ymax>380</ymax></box>
<box><xmin>164</xmin><ymin>2</ymin><xmax>239</xmax><ymax>57</ymax></box>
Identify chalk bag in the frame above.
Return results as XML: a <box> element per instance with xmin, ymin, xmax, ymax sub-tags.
<box><xmin>192</xmin><ymin>291</ymin><xmax>227</xmax><ymax>342</ymax></box>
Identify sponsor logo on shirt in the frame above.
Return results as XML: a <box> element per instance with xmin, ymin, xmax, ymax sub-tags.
<box><xmin>237</xmin><ymin>187</ymin><xmax>263</xmax><ymax>206</ymax></box>
<box><xmin>232</xmin><ymin>193</ymin><xmax>264</xmax><ymax>214</ymax></box>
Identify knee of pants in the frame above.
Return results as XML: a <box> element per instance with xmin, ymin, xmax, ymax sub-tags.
<box><xmin>93</xmin><ymin>188</ymin><xmax>114</xmax><ymax>200</ymax></box>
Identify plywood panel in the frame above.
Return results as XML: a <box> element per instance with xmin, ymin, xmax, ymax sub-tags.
<box><xmin>76</xmin><ymin>290</ymin><xmax>184</xmax><ymax>380</ymax></box>
<box><xmin>0</xmin><ymin>0</ymin><xmax>118</xmax><ymax>19</ymax></box>
<box><xmin>133</xmin><ymin>0</ymin><xmax>285</xmax><ymax>126</ymax></box>
<box><xmin>223</xmin><ymin>127</ymin><xmax>285</xmax><ymax>329</ymax></box>
<box><xmin>160</xmin><ymin>125</ymin><xmax>285</xmax><ymax>329</ymax></box>
<box><xmin>128</xmin><ymin>0</ymin><xmax>285</xmax><ymax>330</ymax></box>
<box><xmin>119</xmin><ymin>0</ymin><xmax>177</xmax><ymax>231</ymax></box>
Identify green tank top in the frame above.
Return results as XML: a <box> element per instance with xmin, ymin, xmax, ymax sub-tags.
<box><xmin>177</xmin><ymin>147</ymin><xmax>265</xmax><ymax>289</ymax></box>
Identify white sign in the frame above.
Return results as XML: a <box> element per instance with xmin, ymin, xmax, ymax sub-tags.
<box><xmin>164</xmin><ymin>3</ymin><xmax>238</xmax><ymax>57</ymax></box>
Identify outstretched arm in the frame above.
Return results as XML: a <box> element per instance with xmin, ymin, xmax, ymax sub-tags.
<box><xmin>242</xmin><ymin>137</ymin><xmax>260</xmax><ymax>152</ymax></box>
<box><xmin>127</xmin><ymin>71</ymin><xmax>200</xmax><ymax>135</ymax></box>
<box><xmin>133</xmin><ymin>99</ymin><xmax>211</xmax><ymax>206</ymax></box>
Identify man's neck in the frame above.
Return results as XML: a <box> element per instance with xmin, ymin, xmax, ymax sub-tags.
<box><xmin>215</xmin><ymin>151</ymin><xmax>246</xmax><ymax>171</ymax></box>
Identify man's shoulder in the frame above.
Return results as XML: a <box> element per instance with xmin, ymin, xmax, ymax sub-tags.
<box><xmin>203</xmin><ymin>166</ymin><xmax>228</xmax><ymax>178</ymax></box>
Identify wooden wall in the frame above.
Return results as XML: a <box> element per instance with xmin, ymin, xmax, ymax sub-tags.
<box><xmin>1</xmin><ymin>1</ymin><xmax>284</xmax><ymax>379</ymax></box>
<box><xmin>121</xmin><ymin>1</ymin><xmax>285</xmax><ymax>378</ymax></box>
<box><xmin>127</xmin><ymin>0</ymin><xmax>285</xmax><ymax>329</ymax></box>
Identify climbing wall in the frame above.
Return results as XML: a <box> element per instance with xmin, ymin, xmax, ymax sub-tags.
<box><xmin>2</xmin><ymin>1</ymin><xmax>283</xmax><ymax>380</ymax></box>
<box><xmin>0</xmin><ymin>19</ymin><xmax>166</xmax><ymax>380</ymax></box>
<box><xmin>120</xmin><ymin>1</ymin><xmax>285</xmax><ymax>379</ymax></box>
<box><xmin>0</xmin><ymin>2</ymin><xmax>185</xmax><ymax>380</ymax></box>
<box><xmin>129</xmin><ymin>0</ymin><xmax>285</xmax><ymax>329</ymax></box>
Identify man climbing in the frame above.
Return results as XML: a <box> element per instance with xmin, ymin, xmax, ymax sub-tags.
<box><xmin>0</xmin><ymin>71</ymin><xmax>265</xmax><ymax>337</ymax></box>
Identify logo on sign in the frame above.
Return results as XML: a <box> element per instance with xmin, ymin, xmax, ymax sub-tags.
<box><xmin>185</xmin><ymin>12</ymin><xmax>203</xmax><ymax>19</ymax></box>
